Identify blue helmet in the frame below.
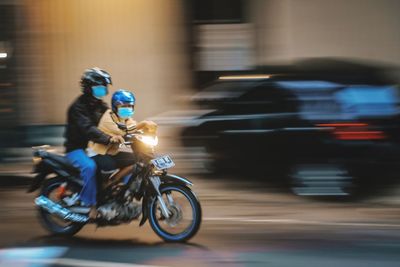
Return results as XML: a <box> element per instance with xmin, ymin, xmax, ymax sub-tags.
<box><xmin>111</xmin><ymin>89</ymin><xmax>136</xmax><ymax>113</ymax></box>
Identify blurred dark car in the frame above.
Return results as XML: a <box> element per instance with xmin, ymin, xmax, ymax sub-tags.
<box><xmin>181</xmin><ymin>59</ymin><xmax>400</xmax><ymax>196</ymax></box>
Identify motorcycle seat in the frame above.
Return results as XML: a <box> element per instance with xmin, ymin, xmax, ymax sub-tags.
<box><xmin>44</xmin><ymin>153</ymin><xmax>80</xmax><ymax>176</ymax></box>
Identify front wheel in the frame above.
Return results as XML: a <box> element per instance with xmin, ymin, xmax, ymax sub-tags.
<box><xmin>149</xmin><ymin>184</ymin><xmax>202</xmax><ymax>242</ymax></box>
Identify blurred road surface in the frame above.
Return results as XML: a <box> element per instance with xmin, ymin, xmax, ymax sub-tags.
<box><xmin>1</xmin><ymin>174</ymin><xmax>400</xmax><ymax>267</ymax></box>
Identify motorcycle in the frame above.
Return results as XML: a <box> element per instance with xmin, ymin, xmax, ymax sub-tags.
<box><xmin>27</xmin><ymin>123</ymin><xmax>202</xmax><ymax>242</ymax></box>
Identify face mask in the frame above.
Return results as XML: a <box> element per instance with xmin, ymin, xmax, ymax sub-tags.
<box><xmin>118</xmin><ymin>107</ymin><xmax>134</xmax><ymax>119</ymax></box>
<box><xmin>91</xmin><ymin>85</ymin><xmax>108</xmax><ymax>99</ymax></box>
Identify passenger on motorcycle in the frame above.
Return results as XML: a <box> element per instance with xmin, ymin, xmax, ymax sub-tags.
<box><xmin>64</xmin><ymin>68</ymin><xmax>124</xmax><ymax>218</ymax></box>
<box><xmin>88</xmin><ymin>89</ymin><xmax>157</xmax><ymax>184</ymax></box>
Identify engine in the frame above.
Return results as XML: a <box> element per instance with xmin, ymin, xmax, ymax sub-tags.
<box><xmin>97</xmin><ymin>201</ymin><xmax>141</xmax><ymax>222</ymax></box>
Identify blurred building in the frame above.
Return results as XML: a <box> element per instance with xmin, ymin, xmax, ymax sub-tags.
<box><xmin>189</xmin><ymin>0</ymin><xmax>400</xmax><ymax>85</ymax></box>
<box><xmin>0</xmin><ymin>0</ymin><xmax>192</xmax><ymax>148</ymax></box>
<box><xmin>0</xmin><ymin>3</ymin><xmax>17</xmax><ymax>128</ymax></box>
<box><xmin>16</xmin><ymin>0</ymin><xmax>191</xmax><ymax>125</ymax></box>
<box><xmin>0</xmin><ymin>0</ymin><xmax>399</xmax><ymax>149</ymax></box>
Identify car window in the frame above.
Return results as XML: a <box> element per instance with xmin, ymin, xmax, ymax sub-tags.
<box><xmin>232</xmin><ymin>83</ymin><xmax>299</xmax><ymax>114</ymax></box>
<box><xmin>276</xmin><ymin>80</ymin><xmax>343</xmax><ymax>120</ymax></box>
<box><xmin>335</xmin><ymin>85</ymin><xmax>400</xmax><ymax>118</ymax></box>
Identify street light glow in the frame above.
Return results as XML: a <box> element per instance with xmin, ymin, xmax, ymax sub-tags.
<box><xmin>219</xmin><ymin>74</ymin><xmax>271</xmax><ymax>80</ymax></box>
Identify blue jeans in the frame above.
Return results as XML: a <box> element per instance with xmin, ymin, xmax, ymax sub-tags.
<box><xmin>66</xmin><ymin>149</ymin><xmax>97</xmax><ymax>206</ymax></box>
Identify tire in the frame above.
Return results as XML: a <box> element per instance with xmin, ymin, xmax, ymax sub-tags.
<box><xmin>38</xmin><ymin>177</ymin><xmax>84</xmax><ymax>236</ymax></box>
<box><xmin>149</xmin><ymin>184</ymin><xmax>202</xmax><ymax>242</ymax></box>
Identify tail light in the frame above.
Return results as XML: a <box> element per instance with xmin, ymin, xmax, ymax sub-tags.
<box><xmin>316</xmin><ymin>122</ymin><xmax>386</xmax><ymax>140</ymax></box>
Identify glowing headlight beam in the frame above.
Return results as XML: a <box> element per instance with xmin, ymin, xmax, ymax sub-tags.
<box><xmin>0</xmin><ymin>53</ymin><xmax>7</xmax><ymax>58</ymax></box>
<box><xmin>137</xmin><ymin>135</ymin><xmax>158</xmax><ymax>146</ymax></box>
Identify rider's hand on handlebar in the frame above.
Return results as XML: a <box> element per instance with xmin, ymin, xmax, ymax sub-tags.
<box><xmin>109</xmin><ymin>134</ymin><xmax>125</xmax><ymax>144</ymax></box>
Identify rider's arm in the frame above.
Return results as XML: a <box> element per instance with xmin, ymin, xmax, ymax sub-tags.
<box><xmin>69</xmin><ymin>104</ymin><xmax>111</xmax><ymax>145</ymax></box>
<box><xmin>135</xmin><ymin>120</ymin><xmax>157</xmax><ymax>135</ymax></box>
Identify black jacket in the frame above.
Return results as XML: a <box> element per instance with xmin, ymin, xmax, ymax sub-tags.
<box><xmin>64</xmin><ymin>94</ymin><xmax>110</xmax><ymax>152</ymax></box>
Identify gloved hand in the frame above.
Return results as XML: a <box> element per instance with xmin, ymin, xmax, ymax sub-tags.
<box><xmin>136</xmin><ymin>120</ymin><xmax>158</xmax><ymax>135</ymax></box>
<box><xmin>109</xmin><ymin>134</ymin><xmax>125</xmax><ymax>144</ymax></box>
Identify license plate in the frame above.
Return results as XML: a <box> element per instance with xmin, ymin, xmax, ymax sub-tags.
<box><xmin>151</xmin><ymin>155</ymin><xmax>175</xmax><ymax>170</ymax></box>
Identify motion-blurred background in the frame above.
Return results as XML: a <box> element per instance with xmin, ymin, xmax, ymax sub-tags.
<box><xmin>1</xmin><ymin>0</ymin><xmax>400</xmax><ymax>197</ymax></box>
<box><xmin>1</xmin><ymin>1</ymin><xmax>400</xmax><ymax>266</ymax></box>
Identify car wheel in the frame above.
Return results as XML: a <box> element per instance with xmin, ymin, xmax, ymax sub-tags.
<box><xmin>290</xmin><ymin>163</ymin><xmax>354</xmax><ymax>197</ymax></box>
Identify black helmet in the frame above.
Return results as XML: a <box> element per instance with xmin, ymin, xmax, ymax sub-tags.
<box><xmin>80</xmin><ymin>67</ymin><xmax>112</xmax><ymax>95</ymax></box>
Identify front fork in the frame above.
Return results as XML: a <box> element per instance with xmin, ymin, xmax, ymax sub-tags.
<box><xmin>149</xmin><ymin>176</ymin><xmax>171</xmax><ymax>219</ymax></box>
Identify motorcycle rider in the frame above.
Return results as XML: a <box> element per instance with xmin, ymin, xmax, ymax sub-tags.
<box><xmin>64</xmin><ymin>67</ymin><xmax>124</xmax><ymax>218</ymax></box>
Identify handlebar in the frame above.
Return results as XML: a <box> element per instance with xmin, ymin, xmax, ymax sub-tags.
<box><xmin>120</xmin><ymin>130</ymin><xmax>145</xmax><ymax>146</ymax></box>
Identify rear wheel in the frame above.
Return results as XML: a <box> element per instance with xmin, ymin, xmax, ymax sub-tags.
<box><xmin>38</xmin><ymin>177</ymin><xmax>84</xmax><ymax>236</ymax></box>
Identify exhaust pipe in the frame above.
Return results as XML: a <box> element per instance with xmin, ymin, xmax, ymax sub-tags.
<box><xmin>35</xmin><ymin>195</ymin><xmax>89</xmax><ymax>223</ymax></box>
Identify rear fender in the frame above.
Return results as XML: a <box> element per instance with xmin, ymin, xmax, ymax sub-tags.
<box><xmin>27</xmin><ymin>159</ymin><xmax>83</xmax><ymax>193</ymax></box>
<box><xmin>27</xmin><ymin>172</ymin><xmax>48</xmax><ymax>193</ymax></box>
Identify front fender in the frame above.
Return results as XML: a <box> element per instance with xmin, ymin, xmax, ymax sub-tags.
<box><xmin>139</xmin><ymin>193</ymin><xmax>153</xmax><ymax>227</ymax></box>
<box><xmin>27</xmin><ymin>160</ymin><xmax>83</xmax><ymax>193</ymax></box>
<box><xmin>161</xmin><ymin>174</ymin><xmax>193</xmax><ymax>187</ymax></box>
<box><xmin>139</xmin><ymin>174</ymin><xmax>193</xmax><ymax>227</ymax></box>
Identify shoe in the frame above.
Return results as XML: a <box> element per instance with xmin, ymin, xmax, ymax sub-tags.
<box><xmin>62</xmin><ymin>193</ymin><xmax>80</xmax><ymax>206</ymax></box>
<box><xmin>65</xmin><ymin>197</ymin><xmax>93</xmax><ymax>215</ymax></box>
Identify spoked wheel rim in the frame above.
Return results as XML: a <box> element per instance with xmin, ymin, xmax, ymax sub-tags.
<box><xmin>150</xmin><ymin>185</ymin><xmax>201</xmax><ymax>241</ymax></box>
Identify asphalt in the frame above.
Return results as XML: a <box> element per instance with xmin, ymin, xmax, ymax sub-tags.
<box><xmin>1</xmin><ymin>173</ymin><xmax>400</xmax><ymax>267</ymax></box>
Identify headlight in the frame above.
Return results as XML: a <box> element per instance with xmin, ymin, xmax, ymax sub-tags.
<box><xmin>137</xmin><ymin>135</ymin><xmax>158</xmax><ymax>146</ymax></box>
